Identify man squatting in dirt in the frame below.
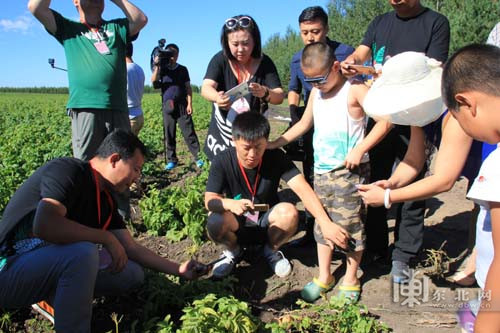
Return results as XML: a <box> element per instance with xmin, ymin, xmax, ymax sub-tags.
<box><xmin>204</xmin><ymin>112</ymin><xmax>352</xmax><ymax>279</ymax></box>
<box><xmin>0</xmin><ymin>130</ymin><xmax>202</xmax><ymax>333</ymax></box>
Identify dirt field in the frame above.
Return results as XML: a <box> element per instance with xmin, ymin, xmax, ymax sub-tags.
<box><xmin>134</xmin><ymin>163</ymin><xmax>475</xmax><ymax>333</ymax></box>
<box><xmin>133</xmin><ymin>107</ymin><xmax>477</xmax><ymax>332</ymax></box>
<box><xmin>6</xmin><ymin>105</ymin><xmax>478</xmax><ymax>332</ymax></box>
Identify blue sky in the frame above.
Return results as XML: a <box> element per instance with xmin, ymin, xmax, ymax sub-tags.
<box><xmin>0</xmin><ymin>1</ymin><xmax>328</xmax><ymax>87</ymax></box>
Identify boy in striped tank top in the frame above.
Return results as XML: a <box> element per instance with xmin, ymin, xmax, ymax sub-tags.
<box><xmin>269</xmin><ymin>42</ymin><xmax>391</xmax><ymax>302</ymax></box>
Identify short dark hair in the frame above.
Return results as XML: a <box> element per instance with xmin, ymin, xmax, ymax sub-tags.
<box><xmin>232</xmin><ymin>112</ymin><xmax>270</xmax><ymax>141</ymax></box>
<box><xmin>442</xmin><ymin>43</ymin><xmax>500</xmax><ymax>111</ymax></box>
<box><xmin>95</xmin><ymin>129</ymin><xmax>147</xmax><ymax>160</ymax></box>
<box><xmin>165</xmin><ymin>43</ymin><xmax>179</xmax><ymax>53</ymax></box>
<box><xmin>221</xmin><ymin>14</ymin><xmax>261</xmax><ymax>61</ymax></box>
<box><xmin>126</xmin><ymin>42</ymin><xmax>133</xmax><ymax>58</ymax></box>
<box><xmin>299</xmin><ymin>6</ymin><xmax>328</xmax><ymax>27</ymax></box>
<box><xmin>301</xmin><ymin>42</ymin><xmax>336</xmax><ymax>71</ymax></box>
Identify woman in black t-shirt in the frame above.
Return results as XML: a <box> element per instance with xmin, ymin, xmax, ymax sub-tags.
<box><xmin>201</xmin><ymin>14</ymin><xmax>284</xmax><ymax>161</ymax></box>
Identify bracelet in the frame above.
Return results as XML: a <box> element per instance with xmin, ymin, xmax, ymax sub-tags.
<box><xmin>262</xmin><ymin>87</ymin><xmax>270</xmax><ymax>101</ymax></box>
<box><xmin>384</xmin><ymin>188</ymin><xmax>392</xmax><ymax>209</ymax></box>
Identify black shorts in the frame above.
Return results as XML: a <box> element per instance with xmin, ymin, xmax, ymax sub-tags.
<box><xmin>235</xmin><ymin>206</ymin><xmax>275</xmax><ymax>247</ymax></box>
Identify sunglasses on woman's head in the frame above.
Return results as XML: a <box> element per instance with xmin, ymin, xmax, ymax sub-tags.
<box><xmin>225</xmin><ymin>16</ymin><xmax>252</xmax><ymax>30</ymax></box>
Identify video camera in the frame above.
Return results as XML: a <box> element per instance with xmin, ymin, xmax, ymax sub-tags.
<box><xmin>150</xmin><ymin>38</ymin><xmax>176</xmax><ymax>71</ymax></box>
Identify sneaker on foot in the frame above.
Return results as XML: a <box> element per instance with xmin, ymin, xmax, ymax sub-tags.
<box><xmin>196</xmin><ymin>159</ymin><xmax>204</xmax><ymax>168</ymax></box>
<box><xmin>165</xmin><ymin>161</ymin><xmax>177</xmax><ymax>171</ymax></box>
<box><xmin>32</xmin><ymin>301</ymin><xmax>54</xmax><ymax>325</ymax></box>
<box><xmin>265</xmin><ymin>250</ymin><xmax>291</xmax><ymax>277</ymax></box>
<box><xmin>391</xmin><ymin>260</ymin><xmax>411</xmax><ymax>284</ymax></box>
<box><xmin>212</xmin><ymin>249</ymin><xmax>242</xmax><ymax>278</ymax></box>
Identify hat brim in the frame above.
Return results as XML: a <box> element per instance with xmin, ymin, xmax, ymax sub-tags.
<box><xmin>363</xmin><ymin>67</ymin><xmax>444</xmax><ymax>127</ymax></box>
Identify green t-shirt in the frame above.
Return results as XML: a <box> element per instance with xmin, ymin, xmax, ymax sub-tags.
<box><xmin>50</xmin><ymin>10</ymin><xmax>129</xmax><ymax>112</ymax></box>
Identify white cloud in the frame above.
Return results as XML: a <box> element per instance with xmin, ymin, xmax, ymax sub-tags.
<box><xmin>0</xmin><ymin>16</ymin><xmax>34</xmax><ymax>33</ymax></box>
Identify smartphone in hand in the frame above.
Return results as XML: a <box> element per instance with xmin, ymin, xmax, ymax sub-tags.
<box><xmin>347</xmin><ymin>64</ymin><xmax>376</xmax><ymax>75</ymax></box>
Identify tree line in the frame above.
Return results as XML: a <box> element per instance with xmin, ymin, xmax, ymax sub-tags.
<box><xmin>263</xmin><ymin>0</ymin><xmax>500</xmax><ymax>94</ymax></box>
<box><xmin>0</xmin><ymin>85</ymin><xmax>201</xmax><ymax>94</ymax></box>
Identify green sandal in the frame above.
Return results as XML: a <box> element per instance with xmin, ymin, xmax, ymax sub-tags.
<box><xmin>337</xmin><ymin>284</ymin><xmax>361</xmax><ymax>303</ymax></box>
<box><xmin>301</xmin><ymin>277</ymin><xmax>336</xmax><ymax>302</ymax></box>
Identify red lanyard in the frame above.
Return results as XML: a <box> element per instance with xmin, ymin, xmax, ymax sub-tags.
<box><xmin>238</xmin><ymin>160</ymin><xmax>262</xmax><ymax>202</ymax></box>
<box><xmin>90</xmin><ymin>163</ymin><xmax>113</xmax><ymax>230</ymax></box>
<box><xmin>82</xmin><ymin>20</ymin><xmax>104</xmax><ymax>41</ymax></box>
<box><xmin>236</xmin><ymin>62</ymin><xmax>242</xmax><ymax>84</ymax></box>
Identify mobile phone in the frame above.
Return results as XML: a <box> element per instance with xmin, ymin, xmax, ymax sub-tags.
<box><xmin>252</xmin><ymin>203</ymin><xmax>269</xmax><ymax>212</ymax></box>
<box><xmin>244</xmin><ymin>203</ymin><xmax>270</xmax><ymax>212</ymax></box>
<box><xmin>194</xmin><ymin>256</ymin><xmax>226</xmax><ymax>276</ymax></box>
<box><xmin>347</xmin><ymin>64</ymin><xmax>376</xmax><ymax>75</ymax></box>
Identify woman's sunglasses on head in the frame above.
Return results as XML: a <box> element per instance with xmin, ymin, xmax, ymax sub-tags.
<box><xmin>225</xmin><ymin>16</ymin><xmax>252</xmax><ymax>30</ymax></box>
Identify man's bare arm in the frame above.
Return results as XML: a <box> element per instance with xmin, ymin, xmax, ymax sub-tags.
<box><xmin>28</xmin><ymin>0</ymin><xmax>56</xmax><ymax>34</ymax></box>
<box><xmin>111</xmin><ymin>0</ymin><xmax>147</xmax><ymax>37</ymax></box>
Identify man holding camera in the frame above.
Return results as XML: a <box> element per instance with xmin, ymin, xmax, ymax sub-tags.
<box><xmin>28</xmin><ymin>0</ymin><xmax>148</xmax><ymax>161</ymax></box>
<box><xmin>151</xmin><ymin>43</ymin><xmax>203</xmax><ymax>170</ymax></box>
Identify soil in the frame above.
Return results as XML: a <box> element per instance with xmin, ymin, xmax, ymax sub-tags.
<box><xmin>9</xmin><ymin>106</ymin><xmax>477</xmax><ymax>332</ymax></box>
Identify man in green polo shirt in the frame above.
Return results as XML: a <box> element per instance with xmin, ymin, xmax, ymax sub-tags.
<box><xmin>28</xmin><ymin>0</ymin><xmax>148</xmax><ymax>160</ymax></box>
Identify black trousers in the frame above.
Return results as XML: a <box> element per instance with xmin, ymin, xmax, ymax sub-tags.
<box><xmin>365</xmin><ymin>120</ymin><xmax>427</xmax><ymax>264</ymax></box>
<box><xmin>162</xmin><ymin>104</ymin><xmax>200</xmax><ymax>163</ymax></box>
<box><xmin>290</xmin><ymin>106</ymin><xmax>314</xmax><ymax>186</ymax></box>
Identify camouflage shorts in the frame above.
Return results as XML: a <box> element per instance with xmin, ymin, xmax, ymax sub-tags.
<box><xmin>313</xmin><ymin>163</ymin><xmax>370</xmax><ymax>252</ymax></box>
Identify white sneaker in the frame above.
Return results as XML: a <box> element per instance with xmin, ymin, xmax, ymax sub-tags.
<box><xmin>265</xmin><ymin>250</ymin><xmax>291</xmax><ymax>277</ymax></box>
<box><xmin>212</xmin><ymin>249</ymin><xmax>241</xmax><ymax>278</ymax></box>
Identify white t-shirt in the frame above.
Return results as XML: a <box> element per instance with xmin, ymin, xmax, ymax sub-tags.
<box><xmin>126</xmin><ymin>62</ymin><xmax>145</xmax><ymax>119</ymax></box>
<box><xmin>467</xmin><ymin>147</ymin><xmax>500</xmax><ymax>289</ymax></box>
<box><xmin>487</xmin><ymin>22</ymin><xmax>500</xmax><ymax>47</ymax></box>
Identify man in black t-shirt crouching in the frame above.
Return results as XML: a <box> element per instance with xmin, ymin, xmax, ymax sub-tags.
<box><xmin>205</xmin><ymin>112</ymin><xmax>351</xmax><ymax>278</ymax></box>
<box><xmin>0</xmin><ymin>130</ymin><xmax>201</xmax><ymax>332</ymax></box>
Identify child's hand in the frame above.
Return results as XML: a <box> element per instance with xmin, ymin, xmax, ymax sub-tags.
<box><xmin>344</xmin><ymin>146</ymin><xmax>364</xmax><ymax>169</ymax></box>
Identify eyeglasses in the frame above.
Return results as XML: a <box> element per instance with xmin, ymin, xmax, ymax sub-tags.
<box><xmin>225</xmin><ymin>16</ymin><xmax>252</xmax><ymax>30</ymax></box>
<box><xmin>304</xmin><ymin>63</ymin><xmax>333</xmax><ymax>86</ymax></box>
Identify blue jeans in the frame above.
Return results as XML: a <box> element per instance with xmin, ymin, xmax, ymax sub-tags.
<box><xmin>0</xmin><ymin>242</ymin><xmax>144</xmax><ymax>333</ymax></box>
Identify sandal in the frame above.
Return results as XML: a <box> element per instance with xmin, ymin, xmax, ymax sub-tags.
<box><xmin>338</xmin><ymin>284</ymin><xmax>361</xmax><ymax>303</ymax></box>
<box><xmin>448</xmin><ymin>271</ymin><xmax>476</xmax><ymax>287</ymax></box>
<box><xmin>301</xmin><ymin>277</ymin><xmax>335</xmax><ymax>302</ymax></box>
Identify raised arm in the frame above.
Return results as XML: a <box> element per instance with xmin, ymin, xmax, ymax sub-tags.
<box><xmin>111</xmin><ymin>0</ymin><xmax>147</xmax><ymax>37</ymax></box>
<box><xmin>27</xmin><ymin>0</ymin><xmax>56</xmax><ymax>34</ymax></box>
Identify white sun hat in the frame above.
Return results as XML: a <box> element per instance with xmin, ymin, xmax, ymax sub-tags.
<box><xmin>363</xmin><ymin>51</ymin><xmax>445</xmax><ymax>127</ymax></box>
